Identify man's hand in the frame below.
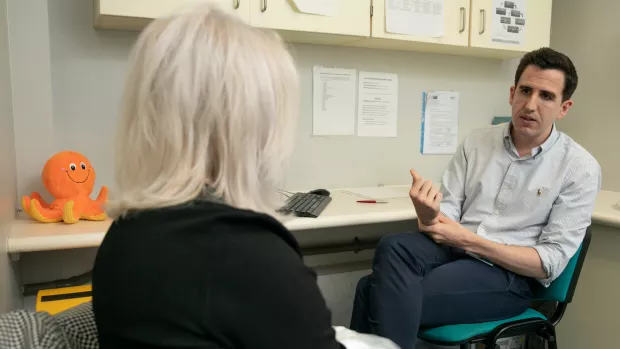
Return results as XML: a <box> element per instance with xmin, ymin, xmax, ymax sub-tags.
<box><xmin>409</xmin><ymin>169</ymin><xmax>442</xmax><ymax>226</ymax></box>
<box><xmin>418</xmin><ymin>215</ymin><xmax>476</xmax><ymax>248</ymax></box>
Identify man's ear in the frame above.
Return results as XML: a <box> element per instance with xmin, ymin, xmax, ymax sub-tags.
<box><xmin>509</xmin><ymin>86</ymin><xmax>516</xmax><ymax>105</ymax></box>
<box><xmin>557</xmin><ymin>99</ymin><xmax>574</xmax><ymax>121</ymax></box>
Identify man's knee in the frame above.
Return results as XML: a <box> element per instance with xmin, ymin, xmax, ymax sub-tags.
<box><xmin>377</xmin><ymin>232</ymin><xmax>407</xmax><ymax>252</ymax></box>
<box><xmin>375</xmin><ymin>232</ymin><xmax>425</xmax><ymax>257</ymax></box>
<box><xmin>373</xmin><ymin>232</ymin><xmax>424</xmax><ymax>269</ymax></box>
<box><xmin>355</xmin><ymin>275</ymin><xmax>370</xmax><ymax>298</ymax></box>
<box><xmin>373</xmin><ymin>231</ymin><xmax>442</xmax><ymax>273</ymax></box>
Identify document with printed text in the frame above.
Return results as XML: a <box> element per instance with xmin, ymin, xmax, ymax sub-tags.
<box><xmin>386</xmin><ymin>0</ymin><xmax>444</xmax><ymax>38</ymax></box>
<box><xmin>357</xmin><ymin>72</ymin><xmax>399</xmax><ymax>138</ymax></box>
<box><xmin>421</xmin><ymin>91</ymin><xmax>459</xmax><ymax>154</ymax></box>
<box><xmin>312</xmin><ymin>66</ymin><xmax>357</xmax><ymax>136</ymax></box>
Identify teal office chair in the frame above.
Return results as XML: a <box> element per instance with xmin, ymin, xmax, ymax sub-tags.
<box><xmin>419</xmin><ymin>227</ymin><xmax>592</xmax><ymax>349</ymax></box>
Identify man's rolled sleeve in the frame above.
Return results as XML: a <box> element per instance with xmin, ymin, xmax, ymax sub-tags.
<box><xmin>532</xmin><ymin>243</ymin><xmax>569</xmax><ymax>287</ymax></box>
<box><xmin>440</xmin><ymin>141</ymin><xmax>467</xmax><ymax>222</ymax></box>
<box><xmin>533</xmin><ymin>159</ymin><xmax>601</xmax><ymax>287</ymax></box>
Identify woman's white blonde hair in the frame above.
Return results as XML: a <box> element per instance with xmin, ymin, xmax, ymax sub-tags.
<box><xmin>109</xmin><ymin>4</ymin><xmax>299</xmax><ymax>217</ymax></box>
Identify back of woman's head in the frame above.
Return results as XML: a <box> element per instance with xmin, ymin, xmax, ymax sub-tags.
<box><xmin>110</xmin><ymin>4</ymin><xmax>299</xmax><ymax>217</ymax></box>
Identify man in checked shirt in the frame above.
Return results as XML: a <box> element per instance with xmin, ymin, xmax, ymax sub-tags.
<box><xmin>350</xmin><ymin>48</ymin><xmax>601</xmax><ymax>349</ymax></box>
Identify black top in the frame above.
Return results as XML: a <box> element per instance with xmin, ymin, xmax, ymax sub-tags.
<box><xmin>93</xmin><ymin>199</ymin><xmax>343</xmax><ymax>349</ymax></box>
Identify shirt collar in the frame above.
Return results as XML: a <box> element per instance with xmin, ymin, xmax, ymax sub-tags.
<box><xmin>503</xmin><ymin>122</ymin><xmax>559</xmax><ymax>158</ymax></box>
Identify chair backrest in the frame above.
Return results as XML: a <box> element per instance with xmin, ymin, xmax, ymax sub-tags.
<box><xmin>537</xmin><ymin>227</ymin><xmax>592</xmax><ymax>303</ymax></box>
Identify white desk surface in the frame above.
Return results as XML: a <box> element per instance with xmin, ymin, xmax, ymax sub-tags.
<box><xmin>592</xmin><ymin>190</ymin><xmax>620</xmax><ymax>229</ymax></box>
<box><xmin>7</xmin><ymin>186</ymin><xmax>415</xmax><ymax>254</ymax></box>
<box><xmin>8</xmin><ymin>186</ymin><xmax>620</xmax><ymax>254</ymax></box>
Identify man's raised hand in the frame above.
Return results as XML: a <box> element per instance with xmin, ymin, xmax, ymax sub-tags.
<box><xmin>409</xmin><ymin>169</ymin><xmax>442</xmax><ymax>226</ymax></box>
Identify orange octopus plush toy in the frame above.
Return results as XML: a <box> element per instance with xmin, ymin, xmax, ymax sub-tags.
<box><xmin>22</xmin><ymin>151</ymin><xmax>108</xmax><ymax>224</ymax></box>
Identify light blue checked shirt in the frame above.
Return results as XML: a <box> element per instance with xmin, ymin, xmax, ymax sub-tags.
<box><xmin>440</xmin><ymin>122</ymin><xmax>601</xmax><ymax>286</ymax></box>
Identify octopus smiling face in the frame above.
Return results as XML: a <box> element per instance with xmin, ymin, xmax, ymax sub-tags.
<box><xmin>42</xmin><ymin>151</ymin><xmax>97</xmax><ymax>199</ymax></box>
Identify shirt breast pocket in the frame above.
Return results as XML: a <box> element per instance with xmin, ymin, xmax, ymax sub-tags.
<box><xmin>522</xmin><ymin>186</ymin><xmax>554</xmax><ymax>214</ymax></box>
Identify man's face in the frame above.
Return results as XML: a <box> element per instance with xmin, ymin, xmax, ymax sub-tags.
<box><xmin>509</xmin><ymin>65</ymin><xmax>573</xmax><ymax>142</ymax></box>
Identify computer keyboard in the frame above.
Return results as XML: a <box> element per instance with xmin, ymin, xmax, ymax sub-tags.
<box><xmin>279</xmin><ymin>192</ymin><xmax>332</xmax><ymax>218</ymax></box>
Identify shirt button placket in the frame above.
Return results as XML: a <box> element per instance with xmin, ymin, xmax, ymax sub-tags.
<box><xmin>495</xmin><ymin>162</ymin><xmax>516</xmax><ymax>217</ymax></box>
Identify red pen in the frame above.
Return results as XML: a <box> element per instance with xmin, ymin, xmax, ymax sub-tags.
<box><xmin>357</xmin><ymin>200</ymin><xmax>389</xmax><ymax>204</ymax></box>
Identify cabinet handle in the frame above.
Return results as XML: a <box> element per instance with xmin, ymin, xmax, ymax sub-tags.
<box><xmin>233</xmin><ymin>0</ymin><xmax>239</xmax><ymax>10</ymax></box>
<box><xmin>261</xmin><ymin>0</ymin><xmax>267</xmax><ymax>12</ymax></box>
<box><xmin>459</xmin><ymin>7</ymin><xmax>466</xmax><ymax>33</ymax></box>
<box><xmin>479</xmin><ymin>9</ymin><xmax>486</xmax><ymax>35</ymax></box>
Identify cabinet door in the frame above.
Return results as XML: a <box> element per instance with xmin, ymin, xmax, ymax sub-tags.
<box><xmin>371</xmin><ymin>0</ymin><xmax>470</xmax><ymax>47</ymax></box>
<box><xmin>470</xmin><ymin>0</ymin><xmax>552</xmax><ymax>52</ymax></box>
<box><xmin>250</xmin><ymin>0</ymin><xmax>370</xmax><ymax>37</ymax></box>
<box><xmin>97</xmin><ymin>0</ymin><xmax>250</xmax><ymax>26</ymax></box>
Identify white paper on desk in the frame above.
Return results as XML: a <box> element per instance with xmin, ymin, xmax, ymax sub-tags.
<box><xmin>313</xmin><ymin>66</ymin><xmax>357</xmax><ymax>136</ymax></box>
<box><xmin>386</xmin><ymin>0</ymin><xmax>444</xmax><ymax>38</ymax></box>
<box><xmin>420</xmin><ymin>91</ymin><xmax>459</xmax><ymax>154</ymax></box>
<box><xmin>292</xmin><ymin>0</ymin><xmax>335</xmax><ymax>16</ymax></box>
<box><xmin>491</xmin><ymin>0</ymin><xmax>526</xmax><ymax>45</ymax></box>
<box><xmin>344</xmin><ymin>187</ymin><xmax>409</xmax><ymax>200</ymax></box>
<box><xmin>357</xmin><ymin>72</ymin><xmax>398</xmax><ymax>137</ymax></box>
<box><xmin>334</xmin><ymin>326</ymin><xmax>399</xmax><ymax>349</ymax></box>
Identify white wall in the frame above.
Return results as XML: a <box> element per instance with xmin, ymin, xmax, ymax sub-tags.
<box><xmin>44</xmin><ymin>0</ymin><xmax>516</xmax><ymax>200</ymax></box>
<box><xmin>551</xmin><ymin>0</ymin><xmax>620</xmax><ymax>192</ymax></box>
<box><xmin>287</xmin><ymin>45</ymin><xmax>513</xmax><ymax>189</ymax></box>
<box><xmin>8</xmin><ymin>0</ymin><xmax>55</xmax><ymax>202</ymax></box>
<box><xmin>0</xmin><ymin>0</ymin><xmax>21</xmax><ymax>313</ymax></box>
<box><xmin>48</xmin><ymin>0</ymin><xmax>134</xmax><ymax>201</ymax></box>
<box><xmin>550</xmin><ymin>1</ymin><xmax>620</xmax><ymax>347</ymax></box>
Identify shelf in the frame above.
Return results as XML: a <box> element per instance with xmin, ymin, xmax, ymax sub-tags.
<box><xmin>8</xmin><ymin>186</ymin><xmax>416</xmax><ymax>254</ymax></box>
<box><xmin>9</xmin><ymin>213</ymin><xmax>111</xmax><ymax>254</ymax></box>
<box><xmin>9</xmin><ymin>188</ymin><xmax>620</xmax><ymax>255</ymax></box>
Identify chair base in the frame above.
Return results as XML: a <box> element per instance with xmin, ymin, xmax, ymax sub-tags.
<box><xmin>422</xmin><ymin>318</ymin><xmax>557</xmax><ymax>349</ymax></box>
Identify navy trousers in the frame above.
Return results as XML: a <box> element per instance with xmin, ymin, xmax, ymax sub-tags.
<box><xmin>350</xmin><ymin>232</ymin><xmax>536</xmax><ymax>349</ymax></box>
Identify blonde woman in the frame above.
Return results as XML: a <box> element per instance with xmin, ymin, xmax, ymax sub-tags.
<box><xmin>92</xmin><ymin>5</ymin><xmax>343</xmax><ymax>349</ymax></box>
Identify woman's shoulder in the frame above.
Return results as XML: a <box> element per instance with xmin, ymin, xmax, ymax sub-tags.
<box><xmin>106</xmin><ymin>200</ymin><xmax>301</xmax><ymax>255</ymax></box>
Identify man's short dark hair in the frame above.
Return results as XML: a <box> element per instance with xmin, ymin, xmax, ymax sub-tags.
<box><xmin>514</xmin><ymin>47</ymin><xmax>578</xmax><ymax>102</ymax></box>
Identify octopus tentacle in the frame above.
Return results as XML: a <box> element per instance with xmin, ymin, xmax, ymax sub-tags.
<box><xmin>22</xmin><ymin>196</ymin><xmax>31</xmax><ymax>215</ymax></box>
<box><xmin>62</xmin><ymin>200</ymin><xmax>81</xmax><ymax>224</ymax></box>
<box><xmin>95</xmin><ymin>186</ymin><xmax>108</xmax><ymax>205</ymax></box>
<box><xmin>22</xmin><ymin>193</ymin><xmax>51</xmax><ymax>216</ymax></box>
<box><xmin>82</xmin><ymin>200</ymin><xmax>107</xmax><ymax>221</ymax></box>
<box><xmin>30</xmin><ymin>192</ymin><xmax>50</xmax><ymax>208</ymax></box>
<box><xmin>29</xmin><ymin>199</ymin><xmax>63</xmax><ymax>223</ymax></box>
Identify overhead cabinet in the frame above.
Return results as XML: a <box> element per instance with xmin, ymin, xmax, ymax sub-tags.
<box><xmin>469</xmin><ymin>0</ymin><xmax>552</xmax><ymax>53</ymax></box>
<box><xmin>371</xmin><ymin>0</ymin><xmax>471</xmax><ymax>47</ymax></box>
<box><xmin>94</xmin><ymin>0</ymin><xmax>251</xmax><ymax>30</ymax></box>
<box><xmin>94</xmin><ymin>0</ymin><xmax>553</xmax><ymax>59</ymax></box>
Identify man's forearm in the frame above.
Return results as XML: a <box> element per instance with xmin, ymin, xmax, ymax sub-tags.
<box><xmin>463</xmin><ymin>234</ymin><xmax>547</xmax><ymax>279</ymax></box>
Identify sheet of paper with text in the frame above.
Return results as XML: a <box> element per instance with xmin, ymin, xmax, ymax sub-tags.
<box><xmin>356</xmin><ymin>72</ymin><xmax>399</xmax><ymax>138</ymax></box>
<box><xmin>421</xmin><ymin>91</ymin><xmax>459</xmax><ymax>154</ymax></box>
<box><xmin>312</xmin><ymin>66</ymin><xmax>357</xmax><ymax>136</ymax></box>
<box><xmin>386</xmin><ymin>0</ymin><xmax>444</xmax><ymax>38</ymax></box>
